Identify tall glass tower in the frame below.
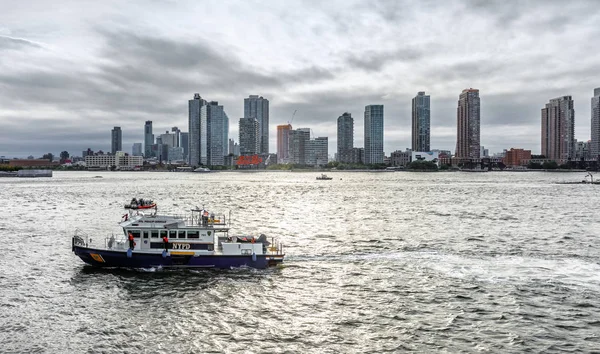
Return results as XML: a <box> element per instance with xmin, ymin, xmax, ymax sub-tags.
<box><xmin>412</xmin><ymin>92</ymin><xmax>430</xmax><ymax>152</ymax></box>
<box><xmin>244</xmin><ymin>95</ymin><xmax>269</xmax><ymax>154</ymax></box>
<box><xmin>364</xmin><ymin>105</ymin><xmax>384</xmax><ymax>164</ymax></box>
<box><xmin>144</xmin><ymin>121</ymin><xmax>153</xmax><ymax>158</ymax></box>
<box><xmin>455</xmin><ymin>89</ymin><xmax>480</xmax><ymax>159</ymax></box>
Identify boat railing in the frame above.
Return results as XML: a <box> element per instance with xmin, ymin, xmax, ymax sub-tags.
<box><xmin>267</xmin><ymin>237</ymin><xmax>284</xmax><ymax>256</ymax></box>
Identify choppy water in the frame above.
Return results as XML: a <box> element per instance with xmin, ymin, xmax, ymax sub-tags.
<box><xmin>1</xmin><ymin>171</ymin><xmax>600</xmax><ymax>353</ymax></box>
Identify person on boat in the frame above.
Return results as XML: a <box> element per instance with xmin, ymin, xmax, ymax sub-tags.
<box><xmin>128</xmin><ymin>233</ymin><xmax>135</xmax><ymax>249</ymax></box>
<box><xmin>162</xmin><ymin>235</ymin><xmax>169</xmax><ymax>250</ymax></box>
<box><xmin>202</xmin><ymin>210</ymin><xmax>209</xmax><ymax>226</ymax></box>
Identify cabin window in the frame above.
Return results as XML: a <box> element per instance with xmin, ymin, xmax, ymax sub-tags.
<box><xmin>188</xmin><ymin>231</ymin><xmax>199</xmax><ymax>239</ymax></box>
<box><xmin>169</xmin><ymin>230</ymin><xmax>177</xmax><ymax>238</ymax></box>
<box><xmin>178</xmin><ymin>231</ymin><xmax>186</xmax><ymax>239</ymax></box>
<box><xmin>143</xmin><ymin>231</ymin><xmax>149</xmax><ymax>239</ymax></box>
<box><xmin>151</xmin><ymin>230</ymin><xmax>159</xmax><ymax>238</ymax></box>
<box><xmin>130</xmin><ymin>230</ymin><xmax>141</xmax><ymax>238</ymax></box>
<box><xmin>160</xmin><ymin>230</ymin><xmax>167</xmax><ymax>238</ymax></box>
<box><xmin>208</xmin><ymin>244</ymin><xmax>214</xmax><ymax>251</ymax></box>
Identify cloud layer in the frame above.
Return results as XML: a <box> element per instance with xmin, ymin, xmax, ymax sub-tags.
<box><xmin>1</xmin><ymin>0</ymin><xmax>599</xmax><ymax>157</ymax></box>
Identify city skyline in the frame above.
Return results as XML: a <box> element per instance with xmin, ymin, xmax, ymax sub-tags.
<box><xmin>1</xmin><ymin>1</ymin><xmax>600</xmax><ymax>157</ymax></box>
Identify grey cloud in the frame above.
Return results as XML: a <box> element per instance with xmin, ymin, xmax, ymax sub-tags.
<box><xmin>345</xmin><ymin>47</ymin><xmax>425</xmax><ymax>72</ymax></box>
<box><xmin>0</xmin><ymin>35</ymin><xmax>42</xmax><ymax>50</ymax></box>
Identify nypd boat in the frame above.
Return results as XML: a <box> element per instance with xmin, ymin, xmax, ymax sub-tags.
<box><xmin>71</xmin><ymin>202</ymin><xmax>285</xmax><ymax>269</ymax></box>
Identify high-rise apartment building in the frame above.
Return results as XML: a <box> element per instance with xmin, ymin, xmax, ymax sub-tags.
<box><xmin>277</xmin><ymin>124</ymin><xmax>292</xmax><ymax>164</ymax></box>
<box><xmin>239</xmin><ymin>118</ymin><xmax>259</xmax><ymax>155</ymax></box>
<box><xmin>337</xmin><ymin>112</ymin><xmax>354</xmax><ymax>163</ymax></box>
<box><xmin>200</xmin><ymin>101</ymin><xmax>229</xmax><ymax>166</ymax></box>
<box><xmin>412</xmin><ymin>92</ymin><xmax>431</xmax><ymax>152</ymax></box>
<box><xmin>111</xmin><ymin>126</ymin><xmax>122</xmax><ymax>154</ymax></box>
<box><xmin>288</xmin><ymin>128</ymin><xmax>311</xmax><ymax>164</ymax></box>
<box><xmin>171</xmin><ymin>127</ymin><xmax>181</xmax><ymax>148</ymax></box>
<box><xmin>591</xmin><ymin>88</ymin><xmax>600</xmax><ymax>159</ymax></box>
<box><xmin>132</xmin><ymin>143</ymin><xmax>142</xmax><ymax>156</ymax></box>
<box><xmin>364</xmin><ymin>105</ymin><xmax>384</xmax><ymax>164</ymax></box>
<box><xmin>144</xmin><ymin>121</ymin><xmax>154</xmax><ymax>158</ymax></box>
<box><xmin>305</xmin><ymin>137</ymin><xmax>329</xmax><ymax>166</ymax></box>
<box><xmin>188</xmin><ymin>93</ymin><xmax>207</xmax><ymax>166</ymax></box>
<box><xmin>180</xmin><ymin>132</ymin><xmax>189</xmax><ymax>162</ymax></box>
<box><xmin>244</xmin><ymin>95</ymin><xmax>269</xmax><ymax>154</ymax></box>
<box><xmin>541</xmin><ymin>96</ymin><xmax>575</xmax><ymax>161</ymax></box>
<box><xmin>455</xmin><ymin>89</ymin><xmax>480</xmax><ymax>159</ymax></box>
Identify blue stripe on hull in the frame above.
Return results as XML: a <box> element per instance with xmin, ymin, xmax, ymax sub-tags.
<box><xmin>73</xmin><ymin>246</ymin><xmax>282</xmax><ymax>269</ymax></box>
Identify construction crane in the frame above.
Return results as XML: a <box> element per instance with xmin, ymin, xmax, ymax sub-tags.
<box><xmin>288</xmin><ymin>110</ymin><xmax>297</xmax><ymax>126</ymax></box>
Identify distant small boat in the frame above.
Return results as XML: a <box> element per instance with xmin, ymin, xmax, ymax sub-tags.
<box><xmin>316</xmin><ymin>174</ymin><xmax>333</xmax><ymax>180</ymax></box>
<box><xmin>193</xmin><ymin>167</ymin><xmax>211</xmax><ymax>173</ymax></box>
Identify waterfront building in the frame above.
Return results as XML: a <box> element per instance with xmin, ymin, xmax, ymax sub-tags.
<box><xmin>200</xmin><ymin>101</ymin><xmax>229</xmax><ymax>166</ymax></box>
<box><xmin>277</xmin><ymin>124</ymin><xmax>292</xmax><ymax>164</ymax></box>
<box><xmin>390</xmin><ymin>149</ymin><xmax>411</xmax><ymax>167</ymax></box>
<box><xmin>189</xmin><ymin>93</ymin><xmax>207</xmax><ymax>166</ymax></box>
<box><xmin>503</xmin><ymin>148</ymin><xmax>532</xmax><ymax>166</ymax></box>
<box><xmin>85</xmin><ymin>152</ymin><xmax>143</xmax><ymax>169</ymax></box>
<box><xmin>244</xmin><ymin>95</ymin><xmax>269</xmax><ymax>154</ymax></box>
<box><xmin>132</xmin><ymin>143</ymin><xmax>142</xmax><ymax>156</ymax></box>
<box><xmin>152</xmin><ymin>144</ymin><xmax>169</xmax><ymax>163</ymax></box>
<box><xmin>239</xmin><ymin>117</ymin><xmax>259</xmax><ymax>155</ymax></box>
<box><xmin>591</xmin><ymin>88</ymin><xmax>600</xmax><ymax>159</ymax></box>
<box><xmin>541</xmin><ymin>96</ymin><xmax>575</xmax><ymax>161</ymax></box>
<box><xmin>364</xmin><ymin>105</ymin><xmax>384</xmax><ymax>164</ymax></box>
<box><xmin>455</xmin><ymin>88</ymin><xmax>480</xmax><ymax>159</ymax></box>
<box><xmin>412</xmin><ymin>92</ymin><xmax>430</xmax><ymax>152</ymax></box>
<box><xmin>180</xmin><ymin>132</ymin><xmax>189</xmax><ymax>162</ymax></box>
<box><xmin>305</xmin><ymin>137</ymin><xmax>328</xmax><ymax>166</ymax></box>
<box><xmin>337</xmin><ymin>112</ymin><xmax>354</xmax><ymax>163</ymax></box>
<box><xmin>144</xmin><ymin>121</ymin><xmax>154</xmax><ymax>158</ymax></box>
<box><xmin>111</xmin><ymin>126</ymin><xmax>122</xmax><ymax>155</ymax></box>
<box><xmin>288</xmin><ymin>128</ymin><xmax>311</xmax><ymax>164</ymax></box>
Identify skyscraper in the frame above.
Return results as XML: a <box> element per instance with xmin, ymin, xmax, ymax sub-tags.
<box><xmin>455</xmin><ymin>89</ymin><xmax>480</xmax><ymax>159</ymax></box>
<box><xmin>180</xmin><ymin>132</ymin><xmax>189</xmax><ymax>162</ymax></box>
<box><xmin>144</xmin><ymin>121</ymin><xmax>154</xmax><ymax>158</ymax></box>
<box><xmin>244</xmin><ymin>95</ymin><xmax>269</xmax><ymax>154</ymax></box>
<box><xmin>412</xmin><ymin>92</ymin><xmax>431</xmax><ymax>152</ymax></box>
<box><xmin>111</xmin><ymin>126</ymin><xmax>122</xmax><ymax>154</ymax></box>
<box><xmin>239</xmin><ymin>118</ymin><xmax>259</xmax><ymax>155</ymax></box>
<box><xmin>591</xmin><ymin>88</ymin><xmax>600</xmax><ymax>159</ymax></box>
<box><xmin>364</xmin><ymin>105</ymin><xmax>384</xmax><ymax>164</ymax></box>
<box><xmin>189</xmin><ymin>93</ymin><xmax>207</xmax><ymax>166</ymax></box>
<box><xmin>337</xmin><ymin>112</ymin><xmax>354</xmax><ymax>163</ymax></box>
<box><xmin>542</xmin><ymin>96</ymin><xmax>575</xmax><ymax>161</ymax></box>
<box><xmin>277</xmin><ymin>124</ymin><xmax>292</xmax><ymax>164</ymax></box>
<box><xmin>200</xmin><ymin>101</ymin><xmax>229</xmax><ymax>166</ymax></box>
<box><xmin>171</xmin><ymin>127</ymin><xmax>181</xmax><ymax>148</ymax></box>
<box><xmin>132</xmin><ymin>143</ymin><xmax>142</xmax><ymax>156</ymax></box>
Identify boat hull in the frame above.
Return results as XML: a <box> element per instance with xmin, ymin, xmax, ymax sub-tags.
<box><xmin>73</xmin><ymin>246</ymin><xmax>284</xmax><ymax>269</ymax></box>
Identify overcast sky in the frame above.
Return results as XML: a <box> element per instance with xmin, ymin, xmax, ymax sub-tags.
<box><xmin>1</xmin><ymin>0</ymin><xmax>599</xmax><ymax>158</ymax></box>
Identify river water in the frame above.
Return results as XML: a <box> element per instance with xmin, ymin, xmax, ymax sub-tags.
<box><xmin>1</xmin><ymin>171</ymin><xmax>599</xmax><ymax>353</ymax></box>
